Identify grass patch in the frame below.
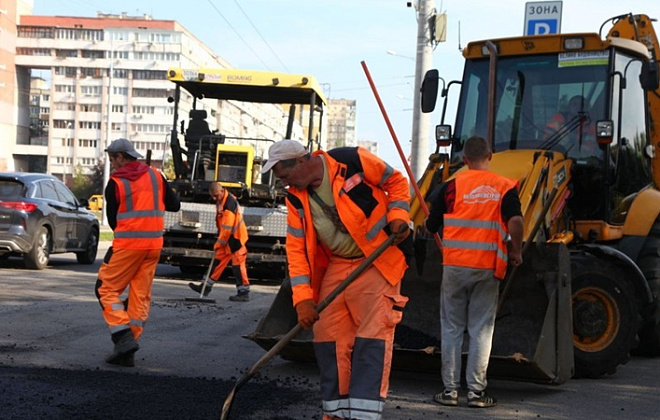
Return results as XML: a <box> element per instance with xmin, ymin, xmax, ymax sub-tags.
<box><xmin>100</xmin><ymin>231</ymin><xmax>114</xmax><ymax>241</ymax></box>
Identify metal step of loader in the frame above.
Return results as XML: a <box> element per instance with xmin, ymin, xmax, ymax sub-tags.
<box><xmin>247</xmin><ymin>242</ymin><xmax>573</xmax><ymax>385</ymax></box>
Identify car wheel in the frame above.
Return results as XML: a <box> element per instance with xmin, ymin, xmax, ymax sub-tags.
<box><xmin>76</xmin><ymin>228</ymin><xmax>99</xmax><ymax>264</ymax></box>
<box><xmin>24</xmin><ymin>226</ymin><xmax>51</xmax><ymax>270</ymax></box>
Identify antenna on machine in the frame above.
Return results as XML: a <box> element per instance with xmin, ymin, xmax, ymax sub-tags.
<box><xmin>458</xmin><ymin>20</ymin><xmax>463</xmax><ymax>52</ymax></box>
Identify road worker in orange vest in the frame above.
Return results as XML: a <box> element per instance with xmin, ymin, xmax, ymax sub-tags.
<box><xmin>96</xmin><ymin>138</ymin><xmax>180</xmax><ymax>367</ymax></box>
<box><xmin>262</xmin><ymin>139</ymin><xmax>412</xmax><ymax>420</ymax></box>
<box><xmin>425</xmin><ymin>135</ymin><xmax>523</xmax><ymax>408</ymax></box>
<box><xmin>188</xmin><ymin>182</ymin><xmax>250</xmax><ymax>301</ymax></box>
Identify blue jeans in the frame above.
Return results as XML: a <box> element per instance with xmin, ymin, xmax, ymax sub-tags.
<box><xmin>440</xmin><ymin>265</ymin><xmax>499</xmax><ymax>392</ymax></box>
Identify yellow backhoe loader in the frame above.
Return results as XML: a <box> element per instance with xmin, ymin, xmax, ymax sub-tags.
<box><xmin>249</xmin><ymin>13</ymin><xmax>660</xmax><ymax>383</ymax></box>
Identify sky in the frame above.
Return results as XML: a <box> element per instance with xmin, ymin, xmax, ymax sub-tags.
<box><xmin>32</xmin><ymin>0</ymin><xmax>660</xmax><ymax>173</ymax></box>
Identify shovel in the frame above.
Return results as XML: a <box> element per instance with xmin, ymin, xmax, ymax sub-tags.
<box><xmin>219</xmin><ymin>228</ymin><xmax>402</xmax><ymax>420</ymax></box>
<box><xmin>185</xmin><ymin>253</ymin><xmax>217</xmax><ymax>304</ymax></box>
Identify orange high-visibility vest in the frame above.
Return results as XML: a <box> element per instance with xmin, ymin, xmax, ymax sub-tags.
<box><xmin>112</xmin><ymin>168</ymin><xmax>166</xmax><ymax>250</ymax></box>
<box><xmin>215</xmin><ymin>191</ymin><xmax>248</xmax><ymax>252</ymax></box>
<box><xmin>285</xmin><ymin>147</ymin><xmax>411</xmax><ymax>306</ymax></box>
<box><xmin>442</xmin><ymin>170</ymin><xmax>518</xmax><ymax>280</ymax></box>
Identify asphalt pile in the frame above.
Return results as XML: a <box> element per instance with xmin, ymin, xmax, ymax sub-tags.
<box><xmin>0</xmin><ymin>365</ymin><xmax>321</xmax><ymax>419</ymax></box>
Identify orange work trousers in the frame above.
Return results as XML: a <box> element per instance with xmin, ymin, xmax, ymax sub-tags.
<box><xmin>313</xmin><ymin>256</ymin><xmax>408</xmax><ymax>420</ymax></box>
<box><xmin>210</xmin><ymin>245</ymin><xmax>249</xmax><ymax>291</ymax></box>
<box><xmin>96</xmin><ymin>247</ymin><xmax>161</xmax><ymax>341</ymax></box>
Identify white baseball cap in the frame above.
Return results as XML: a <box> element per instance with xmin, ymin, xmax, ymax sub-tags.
<box><xmin>260</xmin><ymin>140</ymin><xmax>308</xmax><ymax>173</ymax></box>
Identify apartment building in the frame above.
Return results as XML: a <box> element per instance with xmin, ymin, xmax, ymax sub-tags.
<box><xmin>326</xmin><ymin>98</ymin><xmax>357</xmax><ymax>149</ymax></box>
<box><xmin>0</xmin><ymin>0</ymin><xmax>33</xmax><ymax>172</ymax></box>
<box><xmin>13</xmin><ymin>12</ymin><xmax>301</xmax><ymax>182</ymax></box>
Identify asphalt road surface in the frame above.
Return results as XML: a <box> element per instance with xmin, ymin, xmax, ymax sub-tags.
<box><xmin>1</xmin><ymin>241</ymin><xmax>659</xmax><ymax>419</ymax></box>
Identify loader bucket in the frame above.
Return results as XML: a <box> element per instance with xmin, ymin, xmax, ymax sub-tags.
<box><xmin>246</xmin><ymin>278</ymin><xmax>315</xmax><ymax>362</ymax></box>
<box><xmin>247</xmin><ymin>242</ymin><xmax>573</xmax><ymax>385</ymax></box>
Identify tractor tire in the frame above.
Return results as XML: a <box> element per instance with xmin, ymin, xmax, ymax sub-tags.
<box><xmin>24</xmin><ymin>226</ymin><xmax>51</xmax><ymax>270</ymax></box>
<box><xmin>635</xmin><ymin>218</ymin><xmax>660</xmax><ymax>356</ymax></box>
<box><xmin>571</xmin><ymin>253</ymin><xmax>639</xmax><ymax>378</ymax></box>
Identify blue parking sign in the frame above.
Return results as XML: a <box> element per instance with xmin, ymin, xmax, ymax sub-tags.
<box><xmin>524</xmin><ymin>1</ymin><xmax>562</xmax><ymax>36</ymax></box>
<box><xmin>527</xmin><ymin>19</ymin><xmax>559</xmax><ymax>35</ymax></box>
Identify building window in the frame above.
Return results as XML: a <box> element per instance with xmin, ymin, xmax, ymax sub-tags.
<box><xmin>56</xmin><ymin>28</ymin><xmax>103</xmax><ymax>41</ymax></box>
<box><xmin>108</xmin><ymin>51</ymin><xmax>129</xmax><ymax>59</ymax></box>
<box><xmin>81</xmin><ymin>86</ymin><xmax>102</xmax><ymax>95</ymax></box>
<box><xmin>80</xmin><ymin>104</ymin><xmax>102</xmax><ymax>112</ymax></box>
<box><xmin>113</xmin><ymin>87</ymin><xmax>128</xmax><ymax>95</ymax></box>
<box><xmin>112</xmin><ymin>105</ymin><xmax>124</xmax><ymax>113</ymax></box>
<box><xmin>17</xmin><ymin>48</ymin><xmax>51</xmax><ymax>56</ymax></box>
<box><xmin>79</xmin><ymin>121</ymin><xmax>101</xmax><ymax>130</ymax></box>
<box><xmin>133</xmin><ymin>70</ymin><xmax>167</xmax><ymax>80</ymax></box>
<box><xmin>81</xmin><ymin>50</ymin><xmax>104</xmax><ymax>59</ymax></box>
<box><xmin>54</xmin><ymin>120</ymin><xmax>74</xmax><ymax>129</ymax></box>
<box><xmin>132</xmin><ymin>88</ymin><xmax>170</xmax><ymax>98</ymax></box>
<box><xmin>133</xmin><ymin>106</ymin><xmax>155</xmax><ymax>114</ymax></box>
<box><xmin>56</xmin><ymin>49</ymin><xmax>79</xmax><ymax>58</ymax></box>
<box><xmin>18</xmin><ymin>26</ymin><xmax>55</xmax><ymax>38</ymax></box>
<box><xmin>78</xmin><ymin>139</ymin><xmax>98</xmax><ymax>148</ymax></box>
<box><xmin>81</xmin><ymin>67</ymin><xmax>104</xmax><ymax>78</ymax></box>
<box><xmin>113</xmin><ymin>69</ymin><xmax>128</xmax><ymax>78</ymax></box>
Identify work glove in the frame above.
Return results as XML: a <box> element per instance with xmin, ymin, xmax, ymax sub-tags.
<box><xmin>295</xmin><ymin>299</ymin><xmax>319</xmax><ymax>329</ymax></box>
<box><xmin>388</xmin><ymin>218</ymin><xmax>410</xmax><ymax>245</ymax></box>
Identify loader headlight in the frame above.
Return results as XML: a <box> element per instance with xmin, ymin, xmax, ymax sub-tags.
<box><xmin>596</xmin><ymin>120</ymin><xmax>613</xmax><ymax>145</ymax></box>
<box><xmin>563</xmin><ymin>37</ymin><xmax>585</xmax><ymax>50</ymax></box>
<box><xmin>435</xmin><ymin>124</ymin><xmax>452</xmax><ymax>147</ymax></box>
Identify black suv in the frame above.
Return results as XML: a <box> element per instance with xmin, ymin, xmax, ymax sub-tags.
<box><xmin>0</xmin><ymin>172</ymin><xmax>99</xmax><ymax>269</ymax></box>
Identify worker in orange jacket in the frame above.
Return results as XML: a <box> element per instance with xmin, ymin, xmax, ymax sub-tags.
<box><xmin>544</xmin><ymin>95</ymin><xmax>601</xmax><ymax>160</ymax></box>
<box><xmin>96</xmin><ymin>138</ymin><xmax>180</xmax><ymax>367</ymax></box>
<box><xmin>189</xmin><ymin>182</ymin><xmax>250</xmax><ymax>301</ymax></box>
<box><xmin>426</xmin><ymin>136</ymin><xmax>523</xmax><ymax>408</ymax></box>
<box><xmin>261</xmin><ymin>139</ymin><xmax>411</xmax><ymax>420</ymax></box>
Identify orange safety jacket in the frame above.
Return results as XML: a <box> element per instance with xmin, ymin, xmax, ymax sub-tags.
<box><xmin>215</xmin><ymin>191</ymin><xmax>248</xmax><ymax>252</ymax></box>
<box><xmin>442</xmin><ymin>170</ymin><xmax>518</xmax><ymax>280</ymax></box>
<box><xmin>545</xmin><ymin>112</ymin><xmax>595</xmax><ymax>138</ymax></box>
<box><xmin>285</xmin><ymin>147</ymin><xmax>411</xmax><ymax>307</ymax></box>
<box><xmin>112</xmin><ymin>167</ymin><xmax>166</xmax><ymax>250</ymax></box>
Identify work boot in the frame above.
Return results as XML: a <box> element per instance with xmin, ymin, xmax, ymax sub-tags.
<box><xmin>188</xmin><ymin>281</ymin><xmax>212</xmax><ymax>297</ymax></box>
<box><xmin>117</xmin><ymin>352</ymin><xmax>135</xmax><ymax>367</ymax></box>
<box><xmin>106</xmin><ymin>330</ymin><xmax>139</xmax><ymax>366</ymax></box>
<box><xmin>229</xmin><ymin>291</ymin><xmax>249</xmax><ymax>302</ymax></box>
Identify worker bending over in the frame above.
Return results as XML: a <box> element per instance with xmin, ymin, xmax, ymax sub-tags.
<box><xmin>189</xmin><ymin>182</ymin><xmax>250</xmax><ymax>301</ymax></box>
<box><xmin>262</xmin><ymin>139</ymin><xmax>411</xmax><ymax>420</ymax></box>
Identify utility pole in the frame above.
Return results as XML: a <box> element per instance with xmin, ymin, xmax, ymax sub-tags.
<box><xmin>410</xmin><ymin>0</ymin><xmax>434</xmax><ymax>181</ymax></box>
<box><xmin>102</xmin><ymin>36</ymin><xmax>114</xmax><ymax>226</ymax></box>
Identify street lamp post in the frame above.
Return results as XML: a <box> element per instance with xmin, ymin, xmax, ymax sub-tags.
<box><xmin>102</xmin><ymin>36</ymin><xmax>114</xmax><ymax>226</ymax></box>
<box><xmin>410</xmin><ymin>0</ymin><xmax>434</xmax><ymax>182</ymax></box>
<box><xmin>386</xmin><ymin>50</ymin><xmax>415</xmax><ymax>61</ymax></box>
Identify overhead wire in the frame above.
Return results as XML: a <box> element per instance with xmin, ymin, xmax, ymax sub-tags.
<box><xmin>206</xmin><ymin>0</ymin><xmax>272</xmax><ymax>71</ymax></box>
<box><xmin>231</xmin><ymin>0</ymin><xmax>289</xmax><ymax>73</ymax></box>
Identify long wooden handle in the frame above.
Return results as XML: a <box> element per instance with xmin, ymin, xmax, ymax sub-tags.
<box><xmin>360</xmin><ymin>60</ymin><xmax>443</xmax><ymax>252</ymax></box>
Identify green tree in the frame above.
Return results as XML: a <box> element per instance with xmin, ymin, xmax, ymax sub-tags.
<box><xmin>89</xmin><ymin>159</ymin><xmax>105</xmax><ymax>194</ymax></box>
<box><xmin>70</xmin><ymin>164</ymin><xmax>92</xmax><ymax>200</ymax></box>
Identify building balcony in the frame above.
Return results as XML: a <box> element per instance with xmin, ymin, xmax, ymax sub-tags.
<box><xmin>13</xmin><ymin>143</ymin><xmax>48</xmax><ymax>156</ymax></box>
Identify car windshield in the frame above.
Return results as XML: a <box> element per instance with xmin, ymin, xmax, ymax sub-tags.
<box><xmin>0</xmin><ymin>181</ymin><xmax>24</xmax><ymax>199</ymax></box>
<box><xmin>452</xmin><ymin>51</ymin><xmax>609</xmax><ymax>164</ymax></box>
